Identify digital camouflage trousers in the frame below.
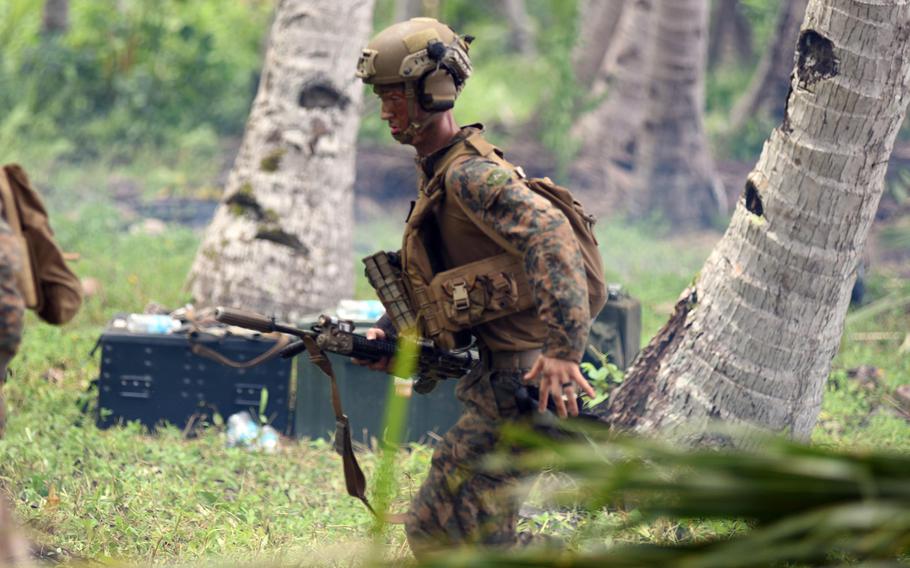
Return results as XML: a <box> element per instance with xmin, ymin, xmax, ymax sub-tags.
<box><xmin>405</xmin><ymin>364</ymin><xmax>530</xmax><ymax>557</ymax></box>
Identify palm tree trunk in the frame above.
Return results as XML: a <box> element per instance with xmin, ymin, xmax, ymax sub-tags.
<box><xmin>502</xmin><ymin>0</ymin><xmax>536</xmax><ymax>57</ymax></box>
<box><xmin>708</xmin><ymin>0</ymin><xmax>753</xmax><ymax>68</ymax></box>
<box><xmin>187</xmin><ymin>0</ymin><xmax>374</xmax><ymax>321</ymax></box>
<box><xmin>632</xmin><ymin>0</ymin><xmax>725</xmax><ymax>227</ymax></box>
<box><xmin>573</xmin><ymin>0</ymin><xmax>723</xmax><ymax>228</ymax></box>
<box><xmin>601</xmin><ymin>0</ymin><xmax>910</xmax><ymax>441</ymax></box>
<box><xmin>572</xmin><ymin>0</ymin><xmax>656</xmax><ymax>204</ymax></box>
<box><xmin>394</xmin><ymin>0</ymin><xmax>423</xmax><ymax>21</ymax></box>
<box><xmin>729</xmin><ymin>0</ymin><xmax>809</xmax><ymax>132</ymax></box>
<box><xmin>573</xmin><ymin>0</ymin><xmax>625</xmax><ymax>89</ymax></box>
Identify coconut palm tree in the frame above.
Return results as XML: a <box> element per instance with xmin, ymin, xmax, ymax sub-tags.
<box><xmin>574</xmin><ymin>0</ymin><xmax>723</xmax><ymax>229</ymax></box>
<box><xmin>188</xmin><ymin>0</ymin><xmax>374</xmax><ymax>321</ymax></box>
<box><xmin>572</xmin><ymin>0</ymin><xmax>626</xmax><ymax>90</ymax></box>
<box><xmin>630</xmin><ymin>0</ymin><xmax>725</xmax><ymax>227</ymax></box>
<box><xmin>601</xmin><ymin>0</ymin><xmax>910</xmax><ymax>441</ymax></box>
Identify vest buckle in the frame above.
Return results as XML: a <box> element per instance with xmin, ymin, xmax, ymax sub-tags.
<box><xmin>451</xmin><ymin>280</ymin><xmax>470</xmax><ymax>311</ymax></box>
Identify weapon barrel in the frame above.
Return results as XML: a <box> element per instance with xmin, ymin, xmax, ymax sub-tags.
<box><xmin>214</xmin><ymin>307</ymin><xmax>276</xmax><ymax>333</ymax></box>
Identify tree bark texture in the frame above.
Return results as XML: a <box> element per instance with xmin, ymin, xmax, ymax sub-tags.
<box><xmin>708</xmin><ymin>0</ymin><xmax>753</xmax><ymax>68</ymax></box>
<box><xmin>394</xmin><ymin>0</ymin><xmax>423</xmax><ymax>21</ymax></box>
<box><xmin>602</xmin><ymin>0</ymin><xmax>910</xmax><ymax>441</ymax></box>
<box><xmin>572</xmin><ymin>0</ymin><xmax>656</xmax><ymax>202</ymax></box>
<box><xmin>42</xmin><ymin>0</ymin><xmax>68</xmax><ymax>35</ymax></box>
<box><xmin>418</xmin><ymin>0</ymin><xmax>442</xmax><ymax>19</ymax></box>
<box><xmin>632</xmin><ymin>0</ymin><xmax>726</xmax><ymax>227</ymax></box>
<box><xmin>502</xmin><ymin>0</ymin><xmax>536</xmax><ymax>56</ymax></box>
<box><xmin>188</xmin><ymin>0</ymin><xmax>374</xmax><ymax>321</ymax></box>
<box><xmin>729</xmin><ymin>0</ymin><xmax>809</xmax><ymax>132</ymax></box>
<box><xmin>573</xmin><ymin>0</ymin><xmax>626</xmax><ymax>89</ymax></box>
<box><xmin>573</xmin><ymin>0</ymin><xmax>723</xmax><ymax>228</ymax></box>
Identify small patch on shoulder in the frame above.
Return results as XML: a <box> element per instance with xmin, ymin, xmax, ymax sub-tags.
<box><xmin>485</xmin><ymin>168</ymin><xmax>511</xmax><ymax>188</ymax></box>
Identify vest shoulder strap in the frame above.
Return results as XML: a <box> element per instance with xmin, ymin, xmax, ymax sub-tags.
<box><xmin>428</xmin><ymin>132</ymin><xmax>505</xmax><ymax>190</ymax></box>
<box><xmin>424</xmin><ymin>137</ymin><xmax>481</xmax><ymax>196</ymax></box>
<box><xmin>464</xmin><ymin>132</ymin><xmax>498</xmax><ymax>158</ymax></box>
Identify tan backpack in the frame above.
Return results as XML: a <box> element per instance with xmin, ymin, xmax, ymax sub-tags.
<box><xmin>0</xmin><ymin>165</ymin><xmax>82</xmax><ymax>325</ymax></box>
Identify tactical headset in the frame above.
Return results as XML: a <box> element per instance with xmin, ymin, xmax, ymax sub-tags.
<box><xmin>415</xmin><ymin>36</ymin><xmax>473</xmax><ymax>112</ymax></box>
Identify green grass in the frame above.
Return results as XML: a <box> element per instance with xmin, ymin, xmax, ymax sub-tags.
<box><xmin>0</xmin><ymin>207</ymin><xmax>908</xmax><ymax>565</ymax></box>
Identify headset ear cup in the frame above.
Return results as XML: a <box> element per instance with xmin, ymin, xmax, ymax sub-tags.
<box><xmin>418</xmin><ymin>68</ymin><xmax>457</xmax><ymax>112</ymax></box>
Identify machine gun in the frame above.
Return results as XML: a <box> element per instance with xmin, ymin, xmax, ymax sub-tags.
<box><xmin>213</xmin><ymin>307</ymin><xmax>476</xmax><ymax>384</ymax></box>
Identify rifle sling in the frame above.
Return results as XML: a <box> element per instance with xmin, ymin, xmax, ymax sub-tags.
<box><xmin>188</xmin><ymin>334</ymin><xmax>290</xmax><ymax>369</ymax></box>
<box><xmin>300</xmin><ymin>336</ymin><xmax>381</xmax><ymax>518</ymax></box>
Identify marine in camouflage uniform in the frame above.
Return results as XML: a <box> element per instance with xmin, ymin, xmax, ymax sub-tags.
<box><xmin>403</xmin><ymin>128</ymin><xmax>591</xmax><ymax>554</ymax></box>
<box><xmin>356</xmin><ymin>19</ymin><xmax>593</xmax><ymax>556</ymax></box>
<box><xmin>0</xmin><ymin>210</ymin><xmax>24</xmax><ymax>439</ymax></box>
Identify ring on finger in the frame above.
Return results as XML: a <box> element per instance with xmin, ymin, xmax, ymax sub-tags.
<box><xmin>561</xmin><ymin>382</ymin><xmax>573</xmax><ymax>389</ymax></box>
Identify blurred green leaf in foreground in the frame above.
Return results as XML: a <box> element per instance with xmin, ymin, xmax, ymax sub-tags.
<box><xmin>418</xmin><ymin>424</ymin><xmax>910</xmax><ymax>567</ymax></box>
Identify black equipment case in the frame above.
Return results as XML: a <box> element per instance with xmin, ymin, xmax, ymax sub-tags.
<box><xmin>585</xmin><ymin>285</ymin><xmax>643</xmax><ymax>370</ymax></box>
<box><xmin>95</xmin><ymin>327</ymin><xmax>293</xmax><ymax>433</ymax></box>
<box><xmin>295</xmin><ymin>352</ymin><xmax>462</xmax><ymax>445</ymax></box>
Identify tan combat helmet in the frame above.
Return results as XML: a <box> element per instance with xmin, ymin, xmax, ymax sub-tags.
<box><xmin>357</xmin><ymin>17</ymin><xmax>472</xmax><ymax>120</ymax></box>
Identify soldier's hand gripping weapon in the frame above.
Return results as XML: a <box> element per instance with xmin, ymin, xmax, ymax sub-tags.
<box><xmin>213</xmin><ymin>307</ymin><xmax>475</xmax><ymax>382</ymax></box>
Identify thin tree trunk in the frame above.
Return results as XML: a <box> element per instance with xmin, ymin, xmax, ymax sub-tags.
<box><xmin>42</xmin><ymin>0</ymin><xmax>68</xmax><ymax>35</ymax></box>
<box><xmin>394</xmin><ymin>0</ymin><xmax>423</xmax><ymax>21</ymax></box>
<box><xmin>502</xmin><ymin>0</ymin><xmax>536</xmax><ymax>56</ymax></box>
<box><xmin>632</xmin><ymin>0</ymin><xmax>725</xmax><ymax>227</ymax></box>
<box><xmin>572</xmin><ymin>0</ymin><xmax>656</xmax><ymax>202</ymax></box>
<box><xmin>573</xmin><ymin>0</ymin><xmax>626</xmax><ymax>89</ymax></box>
<box><xmin>729</xmin><ymin>0</ymin><xmax>809</xmax><ymax>131</ymax></box>
<box><xmin>601</xmin><ymin>0</ymin><xmax>910</xmax><ymax>441</ymax></box>
<box><xmin>419</xmin><ymin>0</ymin><xmax>441</xmax><ymax>19</ymax></box>
<box><xmin>187</xmin><ymin>0</ymin><xmax>374</xmax><ymax>321</ymax></box>
<box><xmin>708</xmin><ymin>0</ymin><xmax>753</xmax><ymax>68</ymax></box>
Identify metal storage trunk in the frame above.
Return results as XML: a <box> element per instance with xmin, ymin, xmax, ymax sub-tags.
<box><xmin>294</xmin><ymin>319</ymin><xmax>463</xmax><ymax>444</ymax></box>
<box><xmin>96</xmin><ymin>329</ymin><xmax>293</xmax><ymax>434</ymax></box>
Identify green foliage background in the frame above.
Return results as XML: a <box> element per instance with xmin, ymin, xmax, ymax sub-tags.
<box><xmin>0</xmin><ymin>0</ymin><xmax>272</xmax><ymax>167</ymax></box>
<box><xmin>0</xmin><ymin>0</ymin><xmax>791</xmax><ymax>186</ymax></box>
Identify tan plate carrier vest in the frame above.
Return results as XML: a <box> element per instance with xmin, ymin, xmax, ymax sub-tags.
<box><xmin>399</xmin><ymin>132</ymin><xmax>606</xmax><ymax>351</ymax></box>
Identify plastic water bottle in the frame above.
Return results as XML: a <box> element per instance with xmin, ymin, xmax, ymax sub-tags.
<box><xmin>336</xmin><ymin>299</ymin><xmax>385</xmax><ymax>321</ymax></box>
<box><xmin>258</xmin><ymin>425</ymin><xmax>279</xmax><ymax>453</ymax></box>
<box><xmin>226</xmin><ymin>412</ymin><xmax>279</xmax><ymax>452</ymax></box>
<box><xmin>126</xmin><ymin>314</ymin><xmax>181</xmax><ymax>334</ymax></box>
<box><xmin>226</xmin><ymin>411</ymin><xmax>260</xmax><ymax>448</ymax></box>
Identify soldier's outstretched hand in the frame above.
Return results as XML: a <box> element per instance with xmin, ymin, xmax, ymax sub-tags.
<box><xmin>523</xmin><ymin>356</ymin><xmax>596</xmax><ymax>418</ymax></box>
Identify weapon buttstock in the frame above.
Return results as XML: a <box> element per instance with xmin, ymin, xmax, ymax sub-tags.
<box><xmin>214</xmin><ymin>307</ymin><xmax>275</xmax><ymax>333</ymax></box>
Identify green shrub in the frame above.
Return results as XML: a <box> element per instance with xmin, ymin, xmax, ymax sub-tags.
<box><xmin>0</xmin><ymin>0</ymin><xmax>271</xmax><ymax>164</ymax></box>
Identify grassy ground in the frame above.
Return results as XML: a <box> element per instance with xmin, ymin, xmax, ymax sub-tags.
<box><xmin>0</xmin><ymin>204</ymin><xmax>908</xmax><ymax>565</ymax></box>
